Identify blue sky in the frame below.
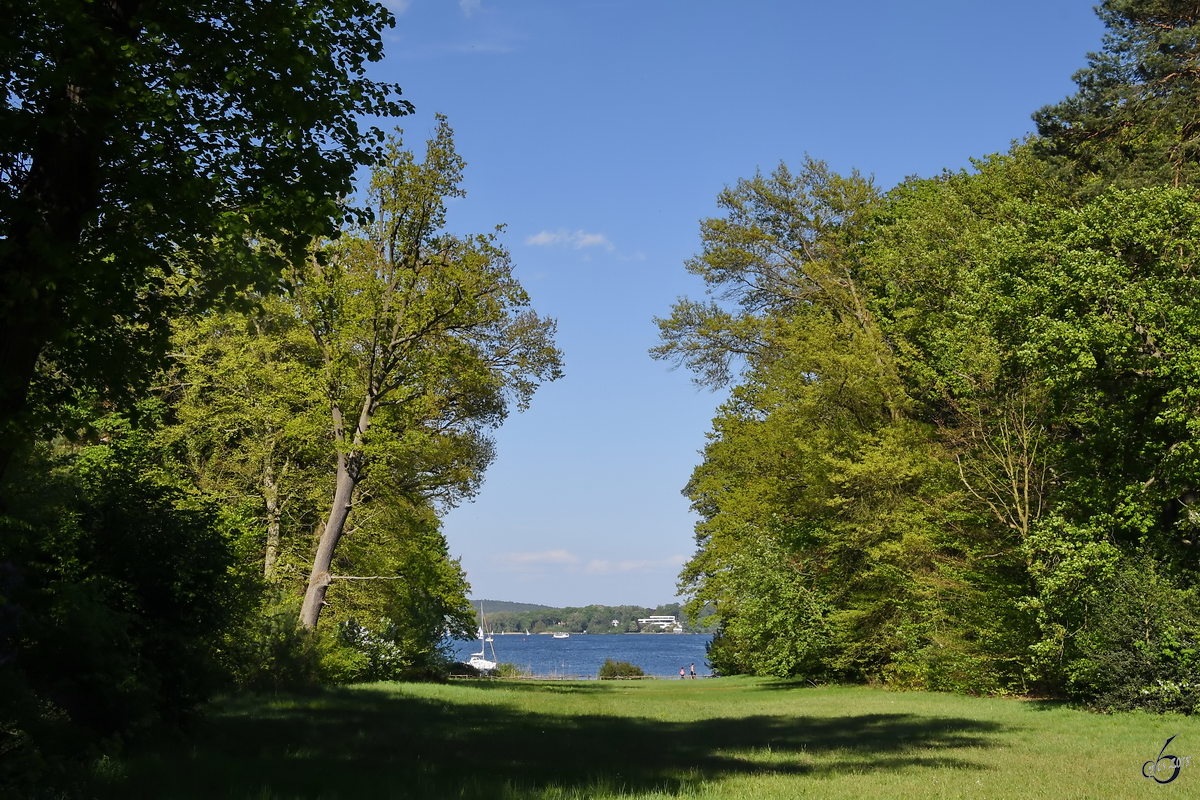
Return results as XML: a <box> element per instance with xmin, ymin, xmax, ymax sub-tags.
<box><xmin>367</xmin><ymin>1</ymin><xmax>1104</xmax><ymax>607</ymax></box>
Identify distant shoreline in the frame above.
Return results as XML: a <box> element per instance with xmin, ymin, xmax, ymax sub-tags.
<box><xmin>495</xmin><ymin>630</ymin><xmax>702</xmax><ymax>635</ymax></box>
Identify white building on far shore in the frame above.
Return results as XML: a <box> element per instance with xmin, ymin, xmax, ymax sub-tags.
<box><xmin>636</xmin><ymin>615</ymin><xmax>683</xmax><ymax>633</ymax></box>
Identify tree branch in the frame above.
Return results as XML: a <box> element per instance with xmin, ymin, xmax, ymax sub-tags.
<box><xmin>329</xmin><ymin>575</ymin><xmax>406</xmax><ymax>581</ymax></box>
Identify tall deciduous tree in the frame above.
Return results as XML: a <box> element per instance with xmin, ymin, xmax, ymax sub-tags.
<box><xmin>657</xmin><ymin>162</ymin><xmax>967</xmax><ymax>682</ymax></box>
<box><xmin>0</xmin><ymin>0</ymin><xmax>409</xmax><ymax>479</ymax></box>
<box><xmin>159</xmin><ymin>295</ymin><xmax>479</xmax><ymax>672</ymax></box>
<box><xmin>658</xmin><ymin>155</ymin><xmax>1062</xmax><ymax>689</ymax></box>
<box><xmin>163</xmin><ymin>301</ymin><xmax>330</xmax><ymax>583</ymax></box>
<box><xmin>294</xmin><ymin>118</ymin><xmax>562</xmax><ymax>629</ymax></box>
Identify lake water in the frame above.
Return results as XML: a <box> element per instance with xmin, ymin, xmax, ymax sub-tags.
<box><xmin>448</xmin><ymin>633</ymin><xmax>714</xmax><ymax>678</ymax></box>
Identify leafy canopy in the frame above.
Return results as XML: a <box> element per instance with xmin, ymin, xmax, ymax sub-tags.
<box><xmin>0</xmin><ymin>0</ymin><xmax>409</xmax><ymax>462</ymax></box>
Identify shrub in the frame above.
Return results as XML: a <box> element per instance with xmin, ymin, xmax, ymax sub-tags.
<box><xmin>221</xmin><ymin>596</ymin><xmax>327</xmax><ymax>691</ymax></box>
<box><xmin>1066</xmin><ymin>558</ymin><xmax>1200</xmax><ymax>713</ymax></box>
<box><xmin>493</xmin><ymin>662</ymin><xmax>531</xmax><ymax>678</ymax></box>
<box><xmin>1</xmin><ymin>433</ymin><xmax>252</xmax><ymax>794</ymax></box>
<box><xmin>598</xmin><ymin>658</ymin><xmax>644</xmax><ymax>678</ymax></box>
<box><xmin>334</xmin><ymin>619</ymin><xmax>409</xmax><ymax>682</ymax></box>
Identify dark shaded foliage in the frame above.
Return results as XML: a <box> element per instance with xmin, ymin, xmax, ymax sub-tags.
<box><xmin>1067</xmin><ymin>558</ymin><xmax>1200</xmax><ymax>713</ymax></box>
<box><xmin>0</xmin><ymin>429</ymin><xmax>250</xmax><ymax>794</ymax></box>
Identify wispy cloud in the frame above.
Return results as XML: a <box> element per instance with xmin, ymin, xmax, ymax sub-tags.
<box><xmin>386</xmin><ymin>1</ymin><xmax>523</xmax><ymax>59</ymax></box>
<box><xmin>493</xmin><ymin>549</ymin><xmax>580</xmax><ymax>571</ymax></box>
<box><xmin>526</xmin><ymin>229</ymin><xmax>614</xmax><ymax>251</ymax></box>
<box><xmin>584</xmin><ymin>555</ymin><xmax>687</xmax><ymax>575</ymax></box>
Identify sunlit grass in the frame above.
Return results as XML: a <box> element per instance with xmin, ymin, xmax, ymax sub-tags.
<box><xmin>98</xmin><ymin>677</ymin><xmax>1200</xmax><ymax>798</ymax></box>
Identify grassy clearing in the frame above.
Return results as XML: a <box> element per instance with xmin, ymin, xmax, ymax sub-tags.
<box><xmin>96</xmin><ymin>677</ymin><xmax>1200</xmax><ymax>799</ymax></box>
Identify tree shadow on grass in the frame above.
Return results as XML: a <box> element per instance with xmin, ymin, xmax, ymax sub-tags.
<box><xmin>452</xmin><ymin>678</ymin><xmax>621</xmax><ymax>694</ymax></box>
<box><xmin>101</xmin><ymin>683</ymin><xmax>1015</xmax><ymax>799</ymax></box>
<box><xmin>1019</xmin><ymin>698</ymin><xmax>1075</xmax><ymax>713</ymax></box>
<box><xmin>739</xmin><ymin>677</ymin><xmax>820</xmax><ymax>691</ymax></box>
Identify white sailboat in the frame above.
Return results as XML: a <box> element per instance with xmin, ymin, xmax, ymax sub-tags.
<box><xmin>467</xmin><ymin>604</ymin><xmax>498</xmax><ymax>671</ymax></box>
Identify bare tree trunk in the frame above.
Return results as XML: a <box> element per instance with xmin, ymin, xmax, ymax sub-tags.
<box><xmin>299</xmin><ymin>456</ymin><xmax>357</xmax><ymax>628</ymax></box>
<box><xmin>262</xmin><ymin>457</ymin><xmax>281</xmax><ymax>582</ymax></box>
<box><xmin>300</xmin><ymin>394</ymin><xmax>372</xmax><ymax>629</ymax></box>
<box><xmin>297</xmin><ymin>362</ymin><xmax>376</xmax><ymax>623</ymax></box>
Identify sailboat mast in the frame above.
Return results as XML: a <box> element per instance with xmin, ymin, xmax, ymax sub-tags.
<box><xmin>481</xmin><ymin>602</ymin><xmax>499</xmax><ymax>662</ymax></box>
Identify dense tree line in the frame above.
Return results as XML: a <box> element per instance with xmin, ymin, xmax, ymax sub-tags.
<box><xmin>479</xmin><ymin>602</ymin><xmax>709</xmax><ymax>634</ymax></box>
<box><xmin>658</xmin><ymin>0</ymin><xmax>1200</xmax><ymax>710</ymax></box>
<box><xmin>0</xmin><ymin>4</ymin><xmax>561</xmax><ymax>791</ymax></box>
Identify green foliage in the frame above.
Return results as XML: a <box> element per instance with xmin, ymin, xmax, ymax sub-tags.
<box><xmin>219</xmin><ymin>595</ymin><xmax>327</xmax><ymax>692</ymax></box>
<box><xmin>659</xmin><ymin>133</ymin><xmax>1200</xmax><ymax>704</ymax></box>
<box><xmin>162</xmin><ymin>299</ymin><xmax>330</xmax><ymax>583</ymax></box>
<box><xmin>327</xmin><ymin>500</ymin><xmax>476</xmax><ymax>662</ymax></box>
<box><xmin>652</xmin><ymin>158</ymin><xmax>883</xmax><ymax>390</ymax></box>
<box><xmin>163</xmin><ymin>296</ymin><xmax>481</xmax><ymax>681</ymax></box>
<box><xmin>1065</xmin><ymin>558</ymin><xmax>1200</xmax><ymax>713</ymax></box>
<box><xmin>0</xmin><ymin>0</ymin><xmax>411</xmax><ymax>465</ymax></box>
<box><xmin>658</xmin><ymin>158</ymin><xmax>1041</xmax><ymax>691</ymax></box>
<box><xmin>289</xmin><ymin>117</ymin><xmax>562</xmax><ymax>629</ymax></box>
<box><xmin>0</xmin><ymin>422</ymin><xmax>254</xmax><ymax>793</ymax></box>
<box><xmin>598</xmin><ymin>658</ymin><xmax>645</xmax><ymax>678</ymax></box>
<box><xmin>705</xmin><ymin>537</ymin><xmax>829</xmax><ymax>679</ymax></box>
<box><xmin>135</xmin><ymin>120</ymin><xmax>533</xmax><ymax>688</ymax></box>
<box><xmin>492</xmin><ymin>662</ymin><xmax>531</xmax><ymax>678</ymax></box>
<box><xmin>1034</xmin><ymin>0</ymin><xmax>1200</xmax><ymax>191</ymax></box>
<box><xmin>2</xmin><ymin>1</ymin><xmax>416</xmax><ymax>776</ymax></box>
<box><xmin>9</xmin><ymin>429</ymin><xmax>248</xmax><ymax>723</ymax></box>
<box><xmin>334</xmin><ymin>619</ymin><xmax>414</xmax><ymax>682</ymax></box>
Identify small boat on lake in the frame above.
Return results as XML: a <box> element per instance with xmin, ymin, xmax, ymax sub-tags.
<box><xmin>552</xmin><ymin>632</ymin><xmax>570</xmax><ymax>639</ymax></box>
<box><xmin>468</xmin><ymin>604</ymin><xmax>498</xmax><ymax>671</ymax></box>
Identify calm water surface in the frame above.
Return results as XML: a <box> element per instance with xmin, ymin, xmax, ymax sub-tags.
<box><xmin>448</xmin><ymin>633</ymin><xmax>713</xmax><ymax>678</ymax></box>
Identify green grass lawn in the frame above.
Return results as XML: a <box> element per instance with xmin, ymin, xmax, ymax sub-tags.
<box><xmin>96</xmin><ymin>677</ymin><xmax>1200</xmax><ymax>799</ymax></box>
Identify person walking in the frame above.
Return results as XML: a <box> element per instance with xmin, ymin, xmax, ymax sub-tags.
<box><xmin>690</xmin><ymin>662</ymin><xmax>696</xmax><ymax>679</ymax></box>
<box><xmin>680</xmin><ymin>666</ymin><xmax>685</xmax><ymax>679</ymax></box>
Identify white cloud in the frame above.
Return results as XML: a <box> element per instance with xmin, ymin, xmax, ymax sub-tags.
<box><xmin>584</xmin><ymin>555</ymin><xmax>687</xmax><ymax>575</ymax></box>
<box><xmin>525</xmin><ymin>231</ymin><xmax>561</xmax><ymax>246</ymax></box>
<box><xmin>385</xmin><ymin>0</ymin><xmax>412</xmax><ymax>14</ymax></box>
<box><xmin>459</xmin><ymin>0</ymin><xmax>482</xmax><ymax>16</ymax></box>
<box><xmin>525</xmin><ymin>229</ymin><xmax>614</xmax><ymax>251</ymax></box>
<box><xmin>573</xmin><ymin>232</ymin><xmax>610</xmax><ymax>248</ymax></box>
<box><xmin>493</xmin><ymin>549</ymin><xmax>580</xmax><ymax>569</ymax></box>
